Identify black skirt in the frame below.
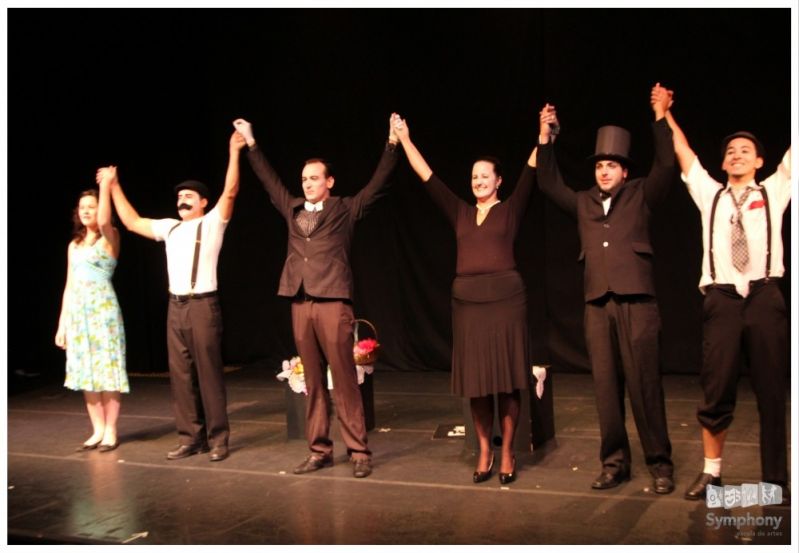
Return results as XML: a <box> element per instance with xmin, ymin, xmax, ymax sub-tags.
<box><xmin>450</xmin><ymin>270</ymin><xmax>530</xmax><ymax>398</ymax></box>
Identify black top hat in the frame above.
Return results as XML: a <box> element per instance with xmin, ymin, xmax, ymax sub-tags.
<box><xmin>587</xmin><ymin>125</ymin><xmax>634</xmax><ymax>167</ymax></box>
<box><xmin>720</xmin><ymin>131</ymin><xmax>765</xmax><ymax>159</ymax></box>
<box><xmin>174</xmin><ymin>180</ymin><xmax>210</xmax><ymax>199</ymax></box>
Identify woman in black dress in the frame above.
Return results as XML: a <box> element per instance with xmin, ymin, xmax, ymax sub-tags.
<box><xmin>391</xmin><ymin>113</ymin><xmax>538</xmax><ymax>484</ymax></box>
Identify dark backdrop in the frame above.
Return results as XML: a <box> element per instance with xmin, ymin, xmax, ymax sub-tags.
<box><xmin>7</xmin><ymin>8</ymin><xmax>792</xmax><ymax>381</ymax></box>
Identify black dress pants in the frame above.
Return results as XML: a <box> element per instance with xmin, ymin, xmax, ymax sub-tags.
<box><xmin>166</xmin><ymin>295</ymin><xmax>230</xmax><ymax>448</ymax></box>
<box><xmin>585</xmin><ymin>294</ymin><xmax>673</xmax><ymax>477</ymax></box>
<box><xmin>697</xmin><ymin>280</ymin><xmax>788</xmax><ymax>485</ymax></box>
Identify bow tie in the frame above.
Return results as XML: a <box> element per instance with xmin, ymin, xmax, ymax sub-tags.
<box><xmin>304</xmin><ymin>200</ymin><xmax>324</xmax><ymax>212</ymax></box>
<box><xmin>599</xmin><ymin>191</ymin><xmax>611</xmax><ymax>200</ymax></box>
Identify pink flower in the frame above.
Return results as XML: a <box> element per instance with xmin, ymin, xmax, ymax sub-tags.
<box><xmin>354</xmin><ymin>338</ymin><xmax>378</xmax><ymax>356</ymax></box>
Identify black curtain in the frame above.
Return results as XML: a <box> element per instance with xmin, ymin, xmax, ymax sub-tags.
<box><xmin>7</xmin><ymin>8</ymin><xmax>791</xmax><ymax>379</ymax></box>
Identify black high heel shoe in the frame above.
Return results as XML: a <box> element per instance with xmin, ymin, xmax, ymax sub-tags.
<box><xmin>473</xmin><ymin>452</ymin><xmax>495</xmax><ymax>483</ymax></box>
<box><xmin>499</xmin><ymin>457</ymin><xmax>517</xmax><ymax>485</ymax></box>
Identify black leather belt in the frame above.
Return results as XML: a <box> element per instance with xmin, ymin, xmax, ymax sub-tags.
<box><xmin>169</xmin><ymin>291</ymin><xmax>218</xmax><ymax>301</ymax></box>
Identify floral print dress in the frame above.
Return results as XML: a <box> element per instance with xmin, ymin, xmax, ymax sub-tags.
<box><xmin>64</xmin><ymin>240</ymin><xmax>129</xmax><ymax>392</ymax></box>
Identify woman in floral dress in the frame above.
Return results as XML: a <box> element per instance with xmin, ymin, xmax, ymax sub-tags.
<box><xmin>55</xmin><ymin>173</ymin><xmax>128</xmax><ymax>452</ymax></box>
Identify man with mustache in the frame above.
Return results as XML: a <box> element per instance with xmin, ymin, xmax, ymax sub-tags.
<box><xmin>233</xmin><ymin>116</ymin><xmax>397</xmax><ymax>478</ymax></box>
<box><xmin>535</xmin><ymin>84</ymin><xmax>676</xmax><ymax>494</ymax></box>
<box><xmin>99</xmin><ymin>130</ymin><xmax>246</xmax><ymax>462</ymax></box>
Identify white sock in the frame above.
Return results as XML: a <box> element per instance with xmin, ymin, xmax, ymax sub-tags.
<box><xmin>703</xmin><ymin>457</ymin><xmax>722</xmax><ymax>477</ymax></box>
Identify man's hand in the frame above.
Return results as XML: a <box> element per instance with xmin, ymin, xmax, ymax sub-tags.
<box><xmin>539</xmin><ymin>103</ymin><xmax>559</xmax><ymax>144</ymax></box>
<box><xmin>230</xmin><ymin>131</ymin><xmax>247</xmax><ymax>152</ymax></box>
<box><xmin>95</xmin><ymin>165</ymin><xmax>118</xmax><ymax>187</ymax></box>
<box><xmin>650</xmin><ymin>82</ymin><xmax>673</xmax><ymax>118</ymax></box>
<box><xmin>233</xmin><ymin>118</ymin><xmax>255</xmax><ymax>146</ymax></box>
<box><xmin>391</xmin><ymin>113</ymin><xmax>409</xmax><ymax>142</ymax></box>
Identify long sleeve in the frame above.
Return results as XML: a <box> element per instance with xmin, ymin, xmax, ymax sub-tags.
<box><xmin>507</xmin><ymin>165</ymin><xmax>538</xmax><ymax>219</ymax></box>
<box><xmin>641</xmin><ymin>118</ymin><xmax>676</xmax><ymax>208</ymax></box>
<box><xmin>349</xmin><ymin>144</ymin><xmax>399</xmax><ymax>220</ymax></box>
<box><xmin>246</xmin><ymin>145</ymin><xmax>297</xmax><ymax>219</ymax></box>
<box><xmin>422</xmin><ymin>174</ymin><xmax>465</xmax><ymax>228</ymax></box>
<box><xmin>536</xmin><ymin>142</ymin><xmax>578</xmax><ymax>217</ymax></box>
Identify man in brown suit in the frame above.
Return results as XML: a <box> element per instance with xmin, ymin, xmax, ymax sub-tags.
<box><xmin>233</xmin><ymin>117</ymin><xmax>398</xmax><ymax>478</ymax></box>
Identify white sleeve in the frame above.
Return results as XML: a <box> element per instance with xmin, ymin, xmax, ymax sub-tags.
<box><xmin>759</xmin><ymin>149</ymin><xmax>792</xmax><ymax>212</ymax></box>
<box><xmin>681</xmin><ymin>157</ymin><xmax>722</xmax><ymax>211</ymax></box>
<box><xmin>150</xmin><ymin>218</ymin><xmax>180</xmax><ymax>242</ymax></box>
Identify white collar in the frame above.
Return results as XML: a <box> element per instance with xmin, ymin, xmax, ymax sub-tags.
<box><xmin>304</xmin><ymin>200</ymin><xmax>324</xmax><ymax>212</ymax></box>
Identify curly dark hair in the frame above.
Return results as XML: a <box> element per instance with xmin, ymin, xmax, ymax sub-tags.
<box><xmin>71</xmin><ymin>189</ymin><xmax>100</xmax><ymax>246</ymax></box>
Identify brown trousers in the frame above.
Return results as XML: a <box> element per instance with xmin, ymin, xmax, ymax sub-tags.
<box><xmin>291</xmin><ymin>299</ymin><xmax>370</xmax><ymax>459</ymax></box>
<box><xmin>166</xmin><ymin>295</ymin><xmax>229</xmax><ymax>448</ymax></box>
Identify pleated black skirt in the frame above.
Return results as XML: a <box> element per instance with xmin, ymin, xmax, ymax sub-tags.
<box><xmin>450</xmin><ymin>270</ymin><xmax>530</xmax><ymax>398</ymax></box>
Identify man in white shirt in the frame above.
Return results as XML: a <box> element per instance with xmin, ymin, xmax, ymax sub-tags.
<box><xmin>99</xmin><ymin>130</ymin><xmax>246</xmax><ymax>462</ymax></box>
<box><xmin>664</xmin><ymin>102</ymin><xmax>791</xmax><ymax>501</ymax></box>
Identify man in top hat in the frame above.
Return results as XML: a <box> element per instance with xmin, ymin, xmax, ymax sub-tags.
<box><xmin>662</xmin><ymin>100</ymin><xmax>791</xmax><ymax>501</ymax></box>
<box><xmin>232</xmin><ymin>116</ymin><xmax>397</xmax><ymax>478</ymax></box>
<box><xmin>536</xmin><ymin>83</ymin><xmax>676</xmax><ymax>493</ymax></box>
<box><xmin>98</xmin><ymin>130</ymin><xmax>247</xmax><ymax>462</ymax></box>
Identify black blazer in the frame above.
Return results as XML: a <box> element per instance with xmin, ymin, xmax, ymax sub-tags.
<box><xmin>247</xmin><ymin>143</ymin><xmax>398</xmax><ymax>300</ymax></box>
<box><xmin>537</xmin><ymin>119</ymin><xmax>675</xmax><ymax>302</ymax></box>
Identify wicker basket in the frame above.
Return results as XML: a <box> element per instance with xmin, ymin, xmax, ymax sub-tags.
<box><xmin>353</xmin><ymin>319</ymin><xmax>381</xmax><ymax>365</ymax></box>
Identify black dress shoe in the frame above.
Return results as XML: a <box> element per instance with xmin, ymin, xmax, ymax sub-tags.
<box><xmin>293</xmin><ymin>454</ymin><xmax>333</xmax><ymax>474</ymax></box>
<box><xmin>684</xmin><ymin>472</ymin><xmax>721</xmax><ymax>500</ymax></box>
<box><xmin>352</xmin><ymin>457</ymin><xmax>372</xmax><ymax>478</ymax></box>
<box><xmin>499</xmin><ymin>457</ymin><xmax>517</xmax><ymax>485</ymax></box>
<box><xmin>166</xmin><ymin>443</ymin><xmax>210</xmax><ymax>460</ymax></box>
<box><xmin>653</xmin><ymin>475</ymin><xmax>675</xmax><ymax>494</ymax></box>
<box><xmin>591</xmin><ymin>468</ymin><xmax>631</xmax><ymax>490</ymax></box>
<box><xmin>209</xmin><ymin>445</ymin><xmax>229</xmax><ymax>462</ymax></box>
<box><xmin>473</xmin><ymin>453</ymin><xmax>495</xmax><ymax>484</ymax></box>
<box><xmin>75</xmin><ymin>442</ymin><xmax>100</xmax><ymax>452</ymax></box>
<box><xmin>98</xmin><ymin>441</ymin><xmax>119</xmax><ymax>453</ymax></box>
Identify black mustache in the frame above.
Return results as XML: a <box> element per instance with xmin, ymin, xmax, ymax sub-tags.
<box><xmin>177</xmin><ymin>203</ymin><xmax>193</xmax><ymax>211</ymax></box>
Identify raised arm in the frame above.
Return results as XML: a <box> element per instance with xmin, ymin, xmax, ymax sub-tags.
<box><xmin>641</xmin><ymin>83</ymin><xmax>677</xmax><ymax>207</ymax></box>
<box><xmin>349</xmin><ymin>115</ymin><xmax>400</xmax><ymax>219</ymax></box>
<box><xmin>660</xmin><ymin>90</ymin><xmax>697</xmax><ymax>176</ymax></box>
<box><xmin>215</xmin><ymin>131</ymin><xmax>246</xmax><ymax>221</ymax></box>
<box><xmin>535</xmin><ymin>103</ymin><xmax>577</xmax><ymax>216</ymax></box>
<box><xmin>234</xmin><ymin>118</ymin><xmax>296</xmax><ymax>218</ymax></box>
<box><xmin>96</xmin><ymin>168</ymin><xmax>121</xmax><ymax>258</ymax></box>
<box><xmin>392</xmin><ymin>113</ymin><xmax>433</xmax><ymax>182</ymax></box>
<box><xmin>54</xmin><ymin>243</ymin><xmax>74</xmax><ymax>349</ymax></box>
<box><xmin>98</xmin><ymin>166</ymin><xmax>157</xmax><ymax>240</ymax></box>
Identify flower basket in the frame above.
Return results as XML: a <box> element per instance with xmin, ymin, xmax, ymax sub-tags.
<box><xmin>352</xmin><ymin>319</ymin><xmax>380</xmax><ymax>366</ymax></box>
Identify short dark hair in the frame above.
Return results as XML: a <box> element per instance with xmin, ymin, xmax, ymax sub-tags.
<box><xmin>721</xmin><ymin>131</ymin><xmax>765</xmax><ymax>159</ymax></box>
<box><xmin>304</xmin><ymin>158</ymin><xmax>334</xmax><ymax>178</ymax></box>
<box><xmin>472</xmin><ymin>156</ymin><xmax>503</xmax><ymax>179</ymax></box>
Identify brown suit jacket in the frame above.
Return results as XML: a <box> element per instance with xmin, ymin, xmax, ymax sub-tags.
<box><xmin>537</xmin><ymin>119</ymin><xmax>675</xmax><ymax>302</ymax></box>
<box><xmin>247</xmin><ymin>143</ymin><xmax>398</xmax><ymax>300</ymax></box>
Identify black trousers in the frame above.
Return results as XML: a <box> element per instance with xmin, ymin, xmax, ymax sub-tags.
<box><xmin>585</xmin><ymin>294</ymin><xmax>673</xmax><ymax>477</ymax></box>
<box><xmin>697</xmin><ymin>280</ymin><xmax>788</xmax><ymax>485</ymax></box>
<box><xmin>166</xmin><ymin>295</ymin><xmax>229</xmax><ymax>448</ymax></box>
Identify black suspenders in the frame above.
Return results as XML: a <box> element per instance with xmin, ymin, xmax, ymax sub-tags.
<box><xmin>168</xmin><ymin>220</ymin><xmax>204</xmax><ymax>293</ymax></box>
<box><xmin>708</xmin><ymin>185</ymin><xmax>771</xmax><ymax>283</ymax></box>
